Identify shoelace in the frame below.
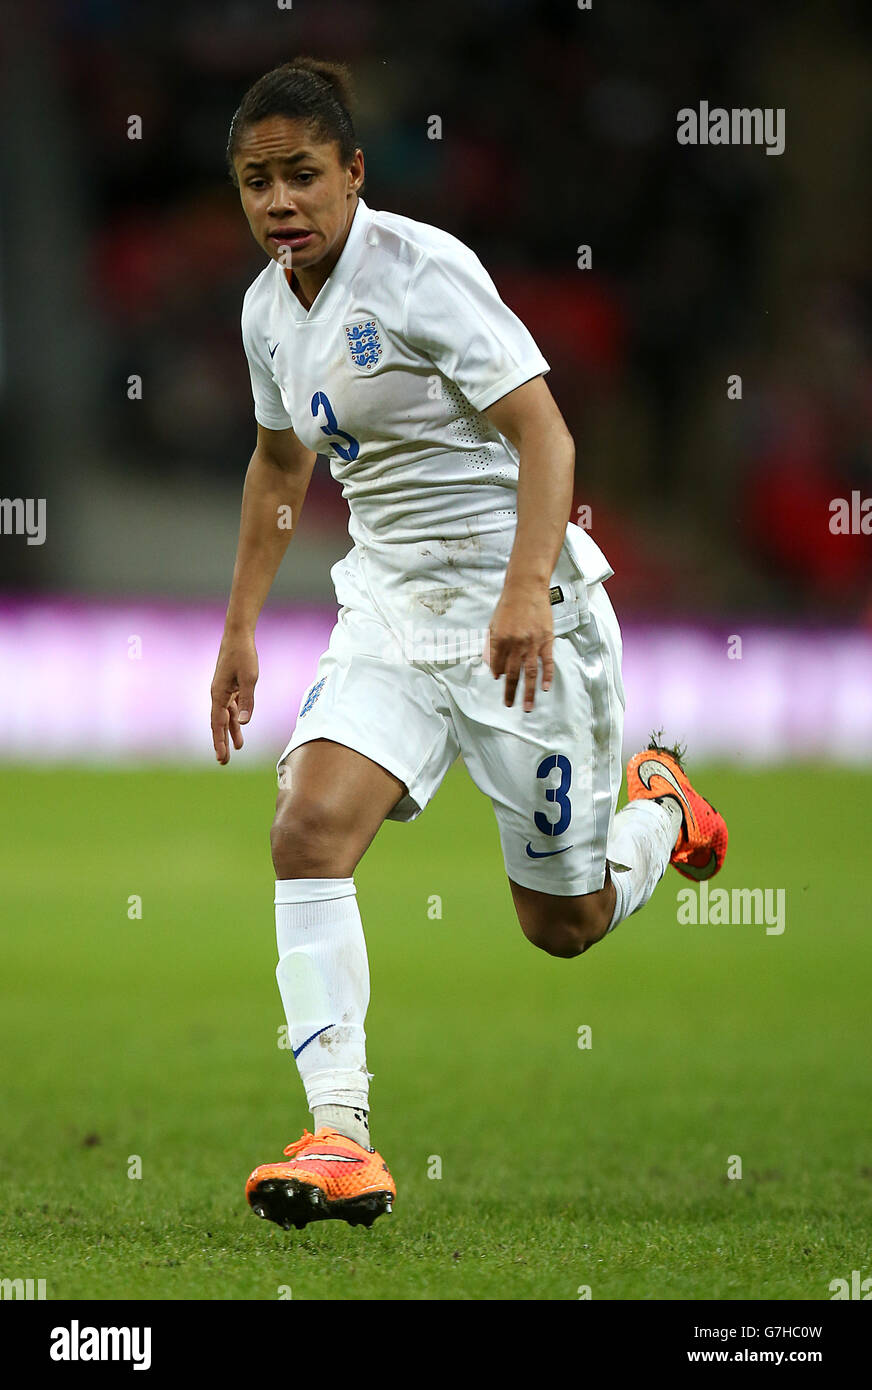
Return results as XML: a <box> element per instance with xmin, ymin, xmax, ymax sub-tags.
<box><xmin>282</xmin><ymin>1127</ymin><xmax>344</xmax><ymax>1158</ymax></box>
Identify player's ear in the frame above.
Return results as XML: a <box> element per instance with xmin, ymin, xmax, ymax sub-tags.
<box><xmin>349</xmin><ymin>147</ymin><xmax>365</xmax><ymax>194</ymax></box>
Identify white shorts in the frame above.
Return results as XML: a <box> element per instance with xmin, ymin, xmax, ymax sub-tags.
<box><xmin>277</xmin><ymin>552</ymin><xmax>626</xmax><ymax>897</ymax></box>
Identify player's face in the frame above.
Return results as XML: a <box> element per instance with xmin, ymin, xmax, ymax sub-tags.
<box><xmin>234</xmin><ymin>116</ymin><xmax>363</xmax><ymax>272</ymax></box>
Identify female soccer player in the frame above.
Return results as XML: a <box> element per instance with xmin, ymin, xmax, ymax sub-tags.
<box><xmin>211</xmin><ymin>57</ymin><xmax>728</xmax><ymax>1231</ymax></box>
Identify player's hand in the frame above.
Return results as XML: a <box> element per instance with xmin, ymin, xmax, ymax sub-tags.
<box><xmin>210</xmin><ymin>631</ymin><xmax>259</xmax><ymax>764</ymax></box>
<box><xmin>486</xmin><ymin>584</ymin><xmax>554</xmax><ymax>712</ymax></box>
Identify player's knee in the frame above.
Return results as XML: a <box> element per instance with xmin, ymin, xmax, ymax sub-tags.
<box><xmin>270</xmin><ymin>792</ymin><xmax>352</xmax><ymax>878</ymax></box>
<box><xmin>522</xmin><ymin>917</ymin><xmax>595</xmax><ymax>959</ymax></box>
<box><xmin>520</xmin><ymin>894</ymin><xmax>613</xmax><ymax>959</ymax></box>
<box><xmin>522</xmin><ymin>921</ymin><xmax>583</xmax><ymax>958</ymax></box>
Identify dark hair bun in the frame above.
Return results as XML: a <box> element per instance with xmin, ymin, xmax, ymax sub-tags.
<box><xmin>288</xmin><ymin>56</ymin><xmax>355</xmax><ymax>117</ymax></box>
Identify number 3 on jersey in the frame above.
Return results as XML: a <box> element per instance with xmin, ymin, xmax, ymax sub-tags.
<box><xmin>311</xmin><ymin>390</ymin><xmax>360</xmax><ymax>462</ymax></box>
<box><xmin>534</xmin><ymin>753</ymin><xmax>572</xmax><ymax>836</ymax></box>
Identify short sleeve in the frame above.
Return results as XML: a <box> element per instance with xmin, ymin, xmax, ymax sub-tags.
<box><xmin>241</xmin><ymin>297</ymin><xmax>293</xmax><ymax>431</ymax></box>
<box><xmin>402</xmin><ymin>247</ymin><xmax>550</xmax><ymax>411</ymax></box>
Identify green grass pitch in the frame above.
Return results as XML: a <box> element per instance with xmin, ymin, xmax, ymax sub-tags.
<box><xmin>1</xmin><ymin>761</ymin><xmax>870</xmax><ymax>1301</ymax></box>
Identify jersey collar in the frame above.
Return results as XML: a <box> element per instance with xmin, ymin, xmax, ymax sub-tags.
<box><xmin>276</xmin><ymin>195</ymin><xmax>371</xmax><ymax>323</ymax></box>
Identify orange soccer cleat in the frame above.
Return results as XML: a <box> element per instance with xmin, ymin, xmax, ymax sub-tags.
<box><xmin>246</xmin><ymin>1127</ymin><xmax>396</xmax><ymax>1231</ymax></box>
<box><xmin>625</xmin><ymin>738</ymin><xmax>728</xmax><ymax>882</ymax></box>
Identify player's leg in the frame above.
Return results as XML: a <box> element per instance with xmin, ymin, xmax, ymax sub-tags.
<box><xmin>507</xmin><ymin>870</ymin><xmax>617</xmax><ymax>958</ymax></box>
<box><xmin>511</xmin><ymin>738</ymin><xmax>729</xmax><ymax>958</ymax></box>
<box><xmin>506</xmin><ymin>581</ymin><xmax>727</xmax><ymax>955</ymax></box>
<box><xmin>248</xmin><ymin>737</ymin><xmax>406</xmax><ymax>1231</ymax></box>
<box><xmin>498</xmin><ymin>781</ymin><xmax>680</xmax><ymax>957</ymax></box>
<box><xmin>271</xmin><ymin>736</ymin><xmax>408</xmax><ymax>1153</ymax></box>
<box><xmin>508</xmin><ymin>786</ymin><xmax>683</xmax><ymax>957</ymax></box>
<box><xmin>248</xmin><ymin>607</ymin><xmax>459</xmax><ymax>1230</ymax></box>
<box><xmin>447</xmin><ymin>580</ymin><xmax>723</xmax><ymax>958</ymax></box>
<box><xmin>271</xmin><ymin>735</ymin><xmax>407</xmax><ymax>878</ymax></box>
<box><xmin>445</xmin><ymin>579</ymin><xmax>626</xmax><ymax>949</ymax></box>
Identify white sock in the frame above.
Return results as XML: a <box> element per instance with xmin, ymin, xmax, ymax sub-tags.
<box><xmin>313</xmin><ymin>1103</ymin><xmax>371</xmax><ymax>1149</ymax></box>
<box><xmin>274</xmin><ymin>878</ymin><xmax>372</xmax><ymax>1122</ymax></box>
<box><xmin>606</xmin><ymin>798</ymin><xmax>682</xmax><ymax>931</ymax></box>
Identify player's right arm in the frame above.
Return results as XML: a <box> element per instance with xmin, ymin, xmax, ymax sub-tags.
<box><xmin>211</xmin><ymin>424</ymin><xmax>317</xmax><ymax>765</ymax></box>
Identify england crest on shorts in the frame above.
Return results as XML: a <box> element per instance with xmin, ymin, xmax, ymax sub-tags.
<box><xmin>344</xmin><ymin>318</ymin><xmax>382</xmax><ymax>371</ymax></box>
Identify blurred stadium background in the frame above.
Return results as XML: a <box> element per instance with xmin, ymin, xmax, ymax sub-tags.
<box><xmin>1</xmin><ymin>0</ymin><xmax>870</xmax><ymax>762</ymax></box>
<box><xmin>2</xmin><ymin>0</ymin><xmax>872</xmax><ymax>1307</ymax></box>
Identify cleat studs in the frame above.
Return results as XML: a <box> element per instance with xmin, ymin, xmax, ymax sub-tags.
<box><xmin>253</xmin><ymin>1206</ymin><xmax>266</xmax><ymax>1219</ymax></box>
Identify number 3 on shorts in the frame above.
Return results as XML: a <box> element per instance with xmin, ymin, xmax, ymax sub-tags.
<box><xmin>534</xmin><ymin>753</ymin><xmax>572</xmax><ymax>837</ymax></box>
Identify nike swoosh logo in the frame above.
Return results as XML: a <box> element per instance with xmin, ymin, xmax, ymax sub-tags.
<box><xmin>292</xmin><ymin>1024</ymin><xmax>332</xmax><ymax>1059</ymax></box>
<box><xmin>268</xmin><ymin>341</ymin><xmax>280</xmax><ymax>358</ymax></box>
<box><xmin>525</xmin><ymin>842</ymin><xmax>574</xmax><ymax>859</ymax></box>
<box><xmin>287</xmin><ymin>1153</ymin><xmax>363</xmax><ymax>1164</ymax></box>
<box><xmin>677</xmin><ymin>851</ymin><xmax>718</xmax><ymax>881</ymax></box>
<box><xmin>636</xmin><ymin>758</ymin><xmax>695</xmax><ymax>830</ymax></box>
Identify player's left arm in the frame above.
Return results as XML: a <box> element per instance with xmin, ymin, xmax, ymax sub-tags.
<box><xmin>483</xmin><ymin>375</ymin><xmax>575</xmax><ymax>713</ymax></box>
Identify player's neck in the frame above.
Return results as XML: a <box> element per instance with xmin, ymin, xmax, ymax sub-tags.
<box><xmin>285</xmin><ymin>193</ymin><xmax>359</xmax><ymax>312</ymax></box>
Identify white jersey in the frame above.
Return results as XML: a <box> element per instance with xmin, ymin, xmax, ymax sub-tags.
<box><xmin>241</xmin><ymin>195</ymin><xmax>612</xmax><ymax>643</ymax></box>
